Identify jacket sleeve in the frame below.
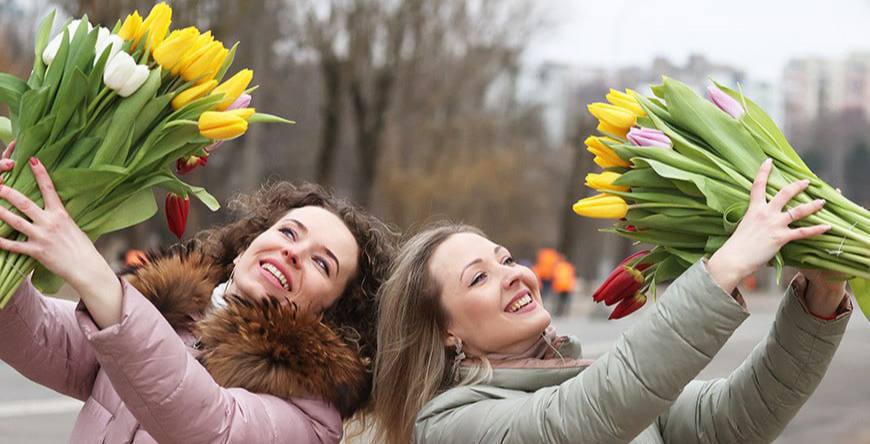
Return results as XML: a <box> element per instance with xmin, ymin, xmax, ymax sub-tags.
<box><xmin>0</xmin><ymin>278</ymin><xmax>98</xmax><ymax>401</ymax></box>
<box><xmin>75</xmin><ymin>279</ymin><xmax>343</xmax><ymax>444</ymax></box>
<box><xmin>656</xmin><ymin>274</ymin><xmax>851</xmax><ymax>444</ymax></box>
<box><xmin>415</xmin><ymin>259</ymin><xmax>750</xmax><ymax>444</ymax></box>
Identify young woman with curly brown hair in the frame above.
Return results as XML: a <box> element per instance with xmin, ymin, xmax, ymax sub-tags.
<box><xmin>0</xmin><ymin>151</ymin><xmax>396</xmax><ymax>443</ymax></box>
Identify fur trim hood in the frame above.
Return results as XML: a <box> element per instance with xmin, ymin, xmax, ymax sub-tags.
<box><xmin>123</xmin><ymin>246</ymin><xmax>369</xmax><ymax>418</ymax></box>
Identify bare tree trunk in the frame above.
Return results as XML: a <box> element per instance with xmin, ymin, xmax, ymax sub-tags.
<box><xmin>349</xmin><ymin>68</ymin><xmax>394</xmax><ymax>206</ymax></box>
<box><xmin>315</xmin><ymin>55</ymin><xmax>342</xmax><ymax>186</ymax></box>
<box><xmin>558</xmin><ymin>145</ymin><xmax>592</xmax><ymax>254</ymax></box>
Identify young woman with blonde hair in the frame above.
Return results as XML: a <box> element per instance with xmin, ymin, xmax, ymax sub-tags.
<box><xmin>373</xmin><ymin>161</ymin><xmax>852</xmax><ymax>443</ymax></box>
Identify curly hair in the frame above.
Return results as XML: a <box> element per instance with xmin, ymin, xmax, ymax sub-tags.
<box><xmin>193</xmin><ymin>181</ymin><xmax>397</xmax><ymax>409</ymax></box>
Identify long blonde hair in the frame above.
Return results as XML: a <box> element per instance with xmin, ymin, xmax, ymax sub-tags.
<box><xmin>373</xmin><ymin>223</ymin><xmax>493</xmax><ymax>444</ymax></box>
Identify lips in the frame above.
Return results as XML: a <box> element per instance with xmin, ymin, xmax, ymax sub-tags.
<box><xmin>504</xmin><ymin>290</ymin><xmax>535</xmax><ymax>313</ymax></box>
<box><xmin>259</xmin><ymin>258</ymin><xmax>293</xmax><ymax>292</ymax></box>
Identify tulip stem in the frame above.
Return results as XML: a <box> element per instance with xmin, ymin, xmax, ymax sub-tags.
<box><xmin>798</xmin><ymin>256</ymin><xmax>870</xmax><ymax>280</ymax></box>
<box><xmin>85</xmin><ymin>91</ymin><xmax>117</xmax><ymax>131</ymax></box>
<box><xmin>86</xmin><ymin>86</ymin><xmax>111</xmax><ymax>116</ymax></box>
<box><xmin>629</xmin><ymin>203</ymin><xmax>708</xmax><ymax>210</ymax></box>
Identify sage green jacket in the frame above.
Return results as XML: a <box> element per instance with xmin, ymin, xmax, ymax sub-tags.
<box><xmin>415</xmin><ymin>261</ymin><xmax>851</xmax><ymax>443</ymax></box>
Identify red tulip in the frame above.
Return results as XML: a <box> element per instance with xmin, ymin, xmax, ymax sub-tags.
<box><xmin>176</xmin><ymin>154</ymin><xmax>208</xmax><ymax>175</ymax></box>
<box><xmin>592</xmin><ymin>250</ymin><xmax>651</xmax><ymax>305</ymax></box>
<box><xmin>165</xmin><ymin>192</ymin><xmax>190</xmax><ymax>239</ymax></box>
<box><xmin>609</xmin><ymin>292</ymin><xmax>647</xmax><ymax>320</ymax></box>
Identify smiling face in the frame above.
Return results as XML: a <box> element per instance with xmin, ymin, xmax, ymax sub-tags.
<box><xmin>429</xmin><ymin>232</ymin><xmax>551</xmax><ymax>356</ymax></box>
<box><xmin>227</xmin><ymin>205</ymin><xmax>360</xmax><ymax>315</ymax></box>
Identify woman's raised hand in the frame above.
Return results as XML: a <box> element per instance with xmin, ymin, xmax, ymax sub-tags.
<box><xmin>707</xmin><ymin>159</ymin><xmax>830</xmax><ymax>293</ymax></box>
<box><xmin>0</xmin><ymin>156</ymin><xmax>121</xmax><ymax>326</ymax></box>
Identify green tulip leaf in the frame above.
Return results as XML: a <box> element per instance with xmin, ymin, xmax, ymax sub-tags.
<box><xmin>92</xmin><ymin>68</ymin><xmax>161</xmax><ymax>166</ymax></box>
<box><xmin>0</xmin><ymin>117</ymin><xmax>11</xmax><ymax>145</ymax></box>
<box><xmin>215</xmin><ymin>41</ymin><xmax>239</xmax><ymax>83</ymax></box>
<box><xmin>849</xmin><ymin>278</ymin><xmax>870</xmax><ymax>320</ymax></box>
<box><xmin>248</xmin><ymin>113</ymin><xmax>295</xmax><ymax>125</ymax></box>
<box><xmin>90</xmin><ymin>187</ymin><xmax>159</xmax><ymax>236</ymax></box>
<box><xmin>29</xmin><ymin>10</ymin><xmax>56</xmax><ymax>88</ymax></box>
<box><xmin>31</xmin><ymin>263</ymin><xmax>65</xmax><ymax>294</ymax></box>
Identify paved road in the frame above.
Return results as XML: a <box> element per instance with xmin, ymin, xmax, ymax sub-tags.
<box><xmin>0</xmin><ymin>293</ymin><xmax>866</xmax><ymax>443</ymax></box>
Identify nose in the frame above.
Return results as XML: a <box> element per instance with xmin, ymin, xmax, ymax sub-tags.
<box><xmin>282</xmin><ymin>247</ymin><xmax>302</xmax><ymax>269</ymax></box>
<box><xmin>501</xmin><ymin>267</ymin><xmax>523</xmax><ymax>290</ymax></box>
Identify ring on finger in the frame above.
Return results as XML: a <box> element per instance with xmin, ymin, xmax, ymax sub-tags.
<box><xmin>786</xmin><ymin>208</ymin><xmax>795</xmax><ymax>222</ymax></box>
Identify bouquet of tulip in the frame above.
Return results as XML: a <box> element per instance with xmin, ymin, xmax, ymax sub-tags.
<box><xmin>0</xmin><ymin>3</ymin><xmax>291</xmax><ymax>307</ymax></box>
<box><xmin>573</xmin><ymin>77</ymin><xmax>870</xmax><ymax>320</ymax></box>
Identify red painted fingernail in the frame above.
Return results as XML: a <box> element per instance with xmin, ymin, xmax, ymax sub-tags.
<box><xmin>29</xmin><ymin>157</ymin><xmax>37</xmax><ymax>166</ymax></box>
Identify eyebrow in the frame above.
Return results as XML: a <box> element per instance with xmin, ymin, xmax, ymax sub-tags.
<box><xmin>459</xmin><ymin>245</ymin><xmax>505</xmax><ymax>283</ymax></box>
<box><xmin>289</xmin><ymin>218</ymin><xmax>341</xmax><ymax>276</ymax></box>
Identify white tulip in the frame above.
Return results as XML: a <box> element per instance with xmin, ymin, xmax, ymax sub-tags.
<box><xmin>103</xmin><ymin>52</ymin><xmax>149</xmax><ymax>97</ymax></box>
<box><xmin>118</xmin><ymin>65</ymin><xmax>150</xmax><ymax>97</ymax></box>
<box><xmin>42</xmin><ymin>33</ymin><xmax>63</xmax><ymax>65</ymax></box>
<box><xmin>41</xmin><ymin>18</ymin><xmax>94</xmax><ymax>66</ymax></box>
<box><xmin>94</xmin><ymin>27</ymin><xmax>123</xmax><ymax>64</ymax></box>
<box><xmin>66</xmin><ymin>19</ymin><xmax>93</xmax><ymax>36</ymax></box>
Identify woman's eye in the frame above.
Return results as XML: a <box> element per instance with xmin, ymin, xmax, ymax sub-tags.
<box><xmin>314</xmin><ymin>257</ymin><xmax>330</xmax><ymax>275</ymax></box>
<box><xmin>502</xmin><ymin>256</ymin><xmax>515</xmax><ymax>266</ymax></box>
<box><xmin>470</xmin><ymin>272</ymin><xmax>485</xmax><ymax>287</ymax></box>
<box><xmin>279</xmin><ymin>227</ymin><xmax>297</xmax><ymax>240</ymax></box>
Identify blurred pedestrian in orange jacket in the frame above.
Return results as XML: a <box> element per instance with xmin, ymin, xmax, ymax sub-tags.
<box><xmin>533</xmin><ymin>248</ymin><xmax>559</xmax><ymax>299</ymax></box>
<box><xmin>553</xmin><ymin>257</ymin><xmax>576</xmax><ymax>317</ymax></box>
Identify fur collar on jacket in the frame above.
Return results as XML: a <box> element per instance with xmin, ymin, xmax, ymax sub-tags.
<box><xmin>123</xmin><ymin>246</ymin><xmax>369</xmax><ymax>418</ymax></box>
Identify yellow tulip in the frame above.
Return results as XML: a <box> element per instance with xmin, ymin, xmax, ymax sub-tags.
<box><xmin>606</xmin><ymin>89</ymin><xmax>646</xmax><ymax>117</ymax></box>
<box><xmin>593</xmin><ymin>156</ymin><xmax>618</xmax><ymax>169</ymax></box>
<box><xmin>118</xmin><ymin>11</ymin><xmax>143</xmax><ymax>42</ymax></box>
<box><xmin>140</xmin><ymin>2</ymin><xmax>172</xmax><ymax>49</ymax></box>
<box><xmin>198</xmin><ymin>108</ymin><xmax>255</xmax><ymax>140</ymax></box>
<box><xmin>585</xmin><ymin>136</ymin><xmax>630</xmax><ymax>168</ymax></box>
<box><xmin>171</xmin><ymin>80</ymin><xmax>217</xmax><ymax>110</ymax></box>
<box><xmin>173</xmin><ymin>31</ymin><xmax>215</xmax><ymax>76</ymax></box>
<box><xmin>206</xmin><ymin>46</ymin><xmax>230</xmax><ymax>82</ymax></box>
<box><xmin>597</xmin><ymin>121</ymin><xmax>629</xmax><ymax>138</ymax></box>
<box><xmin>211</xmin><ymin>69</ymin><xmax>253</xmax><ymax>110</ymax></box>
<box><xmin>226</xmin><ymin>108</ymin><xmax>256</xmax><ymax>120</ymax></box>
<box><xmin>572</xmin><ymin>194</ymin><xmax>628</xmax><ymax>219</ymax></box>
<box><xmin>585</xmin><ymin>172</ymin><xmax>629</xmax><ymax>192</ymax></box>
<box><xmin>588</xmin><ymin>102</ymin><xmax>636</xmax><ymax>132</ymax></box>
<box><xmin>153</xmin><ymin>27</ymin><xmax>199</xmax><ymax>73</ymax></box>
<box><xmin>181</xmin><ymin>41</ymin><xmax>225</xmax><ymax>82</ymax></box>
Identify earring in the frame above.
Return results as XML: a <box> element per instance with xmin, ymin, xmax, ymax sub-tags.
<box><xmin>451</xmin><ymin>338</ymin><xmax>466</xmax><ymax>383</ymax></box>
<box><xmin>223</xmin><ymin>267</ymin><xmax>237</xmax><ymax>299</ymax></box>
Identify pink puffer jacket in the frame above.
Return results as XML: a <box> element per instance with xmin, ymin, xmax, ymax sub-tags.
<box><xmin>0</xmin><ymin>250</ymin><xmax>370</xmax><ymax>443</ymax></box>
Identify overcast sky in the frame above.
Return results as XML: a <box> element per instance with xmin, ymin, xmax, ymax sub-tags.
<box><xmin>527</xmin><ymin>0</ymin><xmax>870</xmax><ymax>82</ymax></box>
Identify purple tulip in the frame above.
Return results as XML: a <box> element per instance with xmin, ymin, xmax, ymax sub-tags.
<box><xmin>627</xmin><ymin>127</ymin><xmax>672</xmax><ymax>148</ymax></box>
<box><xmin>204</xmin><ymin>94</ymin><xmax>252</xmax><ymax>153</ymax></box>
<box><xmin>706</xmin><ymin>85</ymin><xmax>744</xmax><ymax>119</ymax></box>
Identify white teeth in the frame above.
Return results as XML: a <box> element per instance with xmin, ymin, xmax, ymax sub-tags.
<box><xmin>508</xmin><ymin>294</ymin><xmax>533</xmax><ymax>313</ymax></box>
<box><xmin>262</xmin><ymin>263</ymin><xmax>289</xmax><ymax>290</ymax></box>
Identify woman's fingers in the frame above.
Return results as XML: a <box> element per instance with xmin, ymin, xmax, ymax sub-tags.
<box><xmin>2</xmin><ymin>140</ymin><xmax>15</xmax><ymax>160</ymax></box>
<box><xmin>0</xmin><ymin>205</ymin><xmax>35</xmax><ymax>238</ymax></box>
<box><xmin>786</xmin><ymin>224</ymin><xmax>832</xmax><ymax>243</ymax></box>
<box><xmin>749</xmin><ymin>159</ymin><xmax>773</xmax><ymax>207</ymax></box>
<box><xmin>783</xmin><ymin>199</ymin><xmax>825</xmax><ymax>224</ymax></box>
<box><xmin>769</xmin><ymin>178</ymin><xmax>810</xmax><ymax>212</ymax></box>
<box><xmin>0</xmin><ymin>184</ymin><xmax>44</xmax><ymax>223</ymax></box>
<box><xmin>0</xmin><ymin>235</ymin><xmax>34</xmax><ymax>256</ymax></box>
<box><xmin>0</xmin><ymin>160</ymin><xmax>14</xmax><ymax>179</ymax></box>
<box><xmin>28</xmin><ymin>157</ymin><xmax>63</xmax><ymax>211</ymax></box>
